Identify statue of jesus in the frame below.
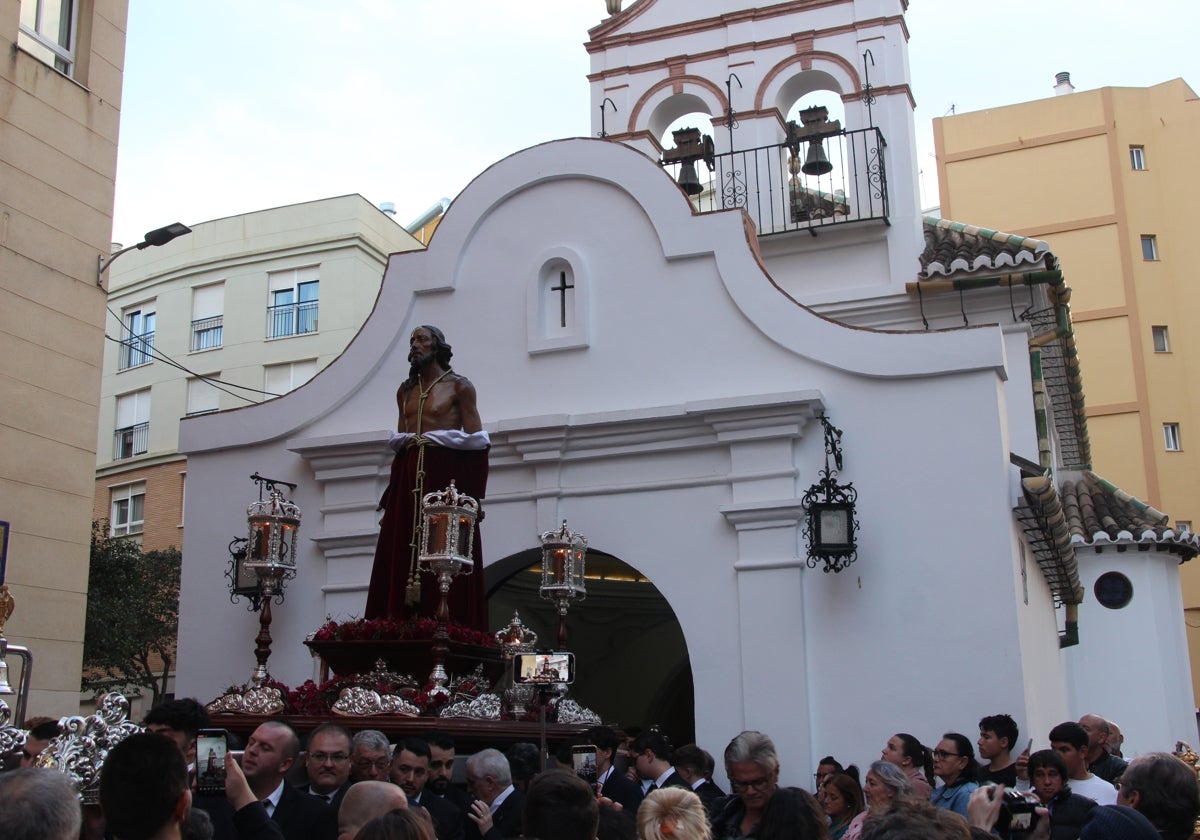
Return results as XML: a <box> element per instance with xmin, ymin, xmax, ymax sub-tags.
<box><xmin>364</xmin><ymin>325</ymin><xmax>489</xmax><ymax>628</ymax></box>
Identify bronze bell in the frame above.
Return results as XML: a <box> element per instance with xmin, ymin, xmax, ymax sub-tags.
<box><xmin>677</xmin><ymin>160</ymin><xmax>703</xmax><ymax>195</ymax></box>
<box><xmin>801</xmin><ymin>140</ymin><xmax>833</xmax><ymax>176</ymax></box>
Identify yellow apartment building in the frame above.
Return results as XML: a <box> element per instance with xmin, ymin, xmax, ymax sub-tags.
<box><xmin>1</xmin><ymin>0</ymin><xmax>130</xmax><ymax>717</ymax></box>
<box><xmin>936</xmin><ymin>77</ymin><xmax>1200</xmax><ymax>705</ymax></box>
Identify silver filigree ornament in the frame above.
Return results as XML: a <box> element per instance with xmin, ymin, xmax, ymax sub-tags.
<box><xmin>554</xmin><ymin>698</ymin><xmax>601</xmax><ymax>725</ymax></box>
<box><xmin>35</xmin><ymin>692</ymin><xmax>142</xmax><ymax>804</ymax></box>
<box><xmin>331</xmin><ymin>686</ymin><xmax>422</xmax><ymax>716</ymax></box>
<box><xmin>0</xmin><ymin>698</ymin><xmax>27</xmax><ymax>757</ymax></box>
<box><xmin>439</xmin><ymin>692</ymin><xmax>501</xmax><ymax>720</ymax></box>
<box><xmin>207</xmin><ymin>686</ymin><xmax>285</xmax><ymax>716</ymax></box>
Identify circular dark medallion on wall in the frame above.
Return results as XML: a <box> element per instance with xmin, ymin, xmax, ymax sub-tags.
<box><xmin>1094</xmin><ymin>572</ymin><xmax>1133</xmax><ymax>610</ymax></box>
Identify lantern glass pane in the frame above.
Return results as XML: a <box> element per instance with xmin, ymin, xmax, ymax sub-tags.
<box><xmin>250</xmin><ymin>521</ymin><xmax>271</xmax><ymax>560</ymax></box>
<box><xmin>456</xmin><ymin>516</ymin><xmax>471</xmax><ymax>555</ymax></box>
<box><xmin>818</xmin><ymin>508</ymin><xmax>849</xmax><ymax>545</ymax></box>
<box><xmin>426</xmin><ymin>512</ymin><xmax>448</xmax><ymax>555</ymax></box>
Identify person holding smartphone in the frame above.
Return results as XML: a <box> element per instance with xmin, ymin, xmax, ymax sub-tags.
<box><xmin>587</xmin><ymin>726</ymin><xmax>645</xmax><ymax>812</ymax></box>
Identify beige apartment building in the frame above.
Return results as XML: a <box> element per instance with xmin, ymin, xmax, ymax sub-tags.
<box><xmin>1</xmin><ymin>1</ymin><xmax>130</xmax><ymax>717</ymax></box>
<box><xmin>936</xmin><ymin>77</ymin><xmax>1200</xmax><ymax>703</ymax></box>
<box><xmin>94</xmin><ymin>195</ymin><xmax>421</xmax><ymax>556</ymax></box>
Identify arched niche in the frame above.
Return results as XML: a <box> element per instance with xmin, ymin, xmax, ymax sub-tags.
<box><xmin>631</xmin><ymin>79</ymin><xmax>725</xmax><ymax>145</ymax></box>
<box><xmin>485</xmin><ymin>549</ymin><xmax>695</xmax><ymax>743</ymax></box>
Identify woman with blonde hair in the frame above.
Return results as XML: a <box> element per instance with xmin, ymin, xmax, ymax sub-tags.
<box><xmin>638</xmin><ymin>787</ymin><xmax>712</xmax><ymax>840</ymax></box>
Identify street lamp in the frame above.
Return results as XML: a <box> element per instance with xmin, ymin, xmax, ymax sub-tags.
<box><xmin>96</xmin><ymin>222</ymin><xmax>192</xmax><ymax>286</ymax></box>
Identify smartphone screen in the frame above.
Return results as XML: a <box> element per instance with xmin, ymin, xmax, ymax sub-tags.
<box><xmin>572</xmin><ymin>745</ymin><xmax>598</xmax><ymax>788</ymax></box>
<box><xmin>196</xmin><ymin>729</ymin><xmax>228</xmax><ymax>796</ymax></box>
<box><xmin>513</xmin><ymin>651</ymin><xmax>575</xmax><ymax>684</ymax></box>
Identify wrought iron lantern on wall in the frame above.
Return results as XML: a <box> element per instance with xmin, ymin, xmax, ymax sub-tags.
<box><xmin>801</xmin><ymin>415</ymin><xmax>859</xmax><ymax>573</ymax></box>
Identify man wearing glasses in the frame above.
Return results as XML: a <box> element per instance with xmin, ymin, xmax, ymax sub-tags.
<box><xmin>711</xmin><ymin>731</ymin><xmax>781</xmax><ymax>840</ymax></box>
<box><xmin>350</xmin><ymin>730</ymin><xmax>392</xmax><ymax>783</ymax></box>
<box><xmin>304</xmin><ymin>723</ymin><xmax>354</xmax><ymax>812</ymax></box>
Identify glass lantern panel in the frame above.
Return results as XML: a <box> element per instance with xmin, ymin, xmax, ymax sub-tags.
<box><xmin>425</xmin><ymin>512</ymin><xmax>448</xmax><ymax>555</ymax></box>
<box><xmin>249</xmin><ymin>521</ymin><xmax>272</xmax><ymax>560</ymax></box>
<box><xmin>818</xmin><ymin>508</ymin><xmax>849</xmax><ymax>545</ymax></box>
<box><xmin>455</xmin><ymin>516</ymin><xmax>470</xmax><ymax>556</ymax></box>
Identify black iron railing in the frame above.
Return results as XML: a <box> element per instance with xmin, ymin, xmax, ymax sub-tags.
<box><xmin>266</xmin><ymin>300</ymin><xmax>318</xmax><ymax>339</ymax></box>
<box><xmin>118</xmin><ymin>332</ymin><xmax>154</xmax><ymax>369</ymax></box>
<box><xmin>663</xmin><ymin>126</ymin><xmax>889</xmax><ymax>236</ymax></box>
<box><xmin>191</xmin><ymin>315</ymin><xmax>223</xmax><ymax>351</ymax></box>
<box><xmin>113</xmin><ymin>422</ymin><xmax>149</xmax><ymax>460</ymax></box>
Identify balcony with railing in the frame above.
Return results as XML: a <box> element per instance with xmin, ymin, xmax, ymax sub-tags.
<box><xmin>191</xmin><ymin>315</ymin><xmax>223</xmax><ymax>351</ymax></box>
<box><xmin>266</xmin><ymin>300</ymin><xmax>318</xmax><ymax>339</ymax></box>
<box><xmin>662</xmin><ymin>123</ymin><xmax>888</xmax><ymax>238</ymax></box>
<box><xmin>118</xmin><ymin>332</ymin><xmax>155</xmax><ymax>370</ymax></box>
<box><xmin>113</xmin><ymin>422</ymin><xmax>149</xmax><ymax>460</ymax></box>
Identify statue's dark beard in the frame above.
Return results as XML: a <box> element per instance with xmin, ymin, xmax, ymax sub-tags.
<box><xmin>407</xmin><ymin>350</ymin><xmax>437</xmax><ymax>382</ymax></box>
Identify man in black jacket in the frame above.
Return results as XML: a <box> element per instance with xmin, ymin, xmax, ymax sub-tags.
<box><xmin>1028</xmin><ymin>749</ymin><xmax>1097</xmax><ymax>840</ymax></box>
<box><xmin>243</xmin><ymin>721</ymin><xmax>337</xmax><ymax>840</ymax></box>
<box><xmin>630</xmin><ymin>730</ymin><xmax>687</xmax><ymax>793</ymax></box>
<box><xmin>1117</xmin><ymin>752</ymin><xmax>1200</xmax><ymax>840</ymax></box>
<box><xmin>391</xmin><ymin>737</ymin><xmax>465</xmax><ymax>840</ymax></box>
<box><xmin>464</xmin><ymin>748</ymin><xmax>525</xmax><ymax>840</ymax></box>
<box><xmin>586</xmin><ymin>726</ymin><xmax>644</xmax><ymax>812</ymax></box>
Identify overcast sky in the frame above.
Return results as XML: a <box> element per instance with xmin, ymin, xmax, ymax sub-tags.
<box><xmin>111</xmin><ymin>0</ymin><xmax>1198</xmax><ymax>245</ymax></box>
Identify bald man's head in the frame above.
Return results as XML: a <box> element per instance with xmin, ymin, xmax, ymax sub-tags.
<box><xmin>337</xmin><ymin>781</ymin><xmax>408</xmax><ymax>840</ymax></box>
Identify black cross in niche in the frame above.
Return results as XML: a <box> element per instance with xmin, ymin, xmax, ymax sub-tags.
<box><xmin>551</xmin><ymin>270</ymin><xmax>574</xmax><ymax>328</ymax></box>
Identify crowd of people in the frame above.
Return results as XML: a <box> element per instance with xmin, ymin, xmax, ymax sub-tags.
<box><xmin>3</xmin><ymin>700</ymin><xmax>1199</xmax><ymax>840</ymax></box>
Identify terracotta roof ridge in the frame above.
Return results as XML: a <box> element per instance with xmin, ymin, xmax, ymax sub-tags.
<box><xmin>918</xmin><ymin>216</ymin><xmax>1053</xmax><ymax>280</ymax></box>
<box><xmin>923</xmin><ymin>216</ymin><xmax>1051</xmax><ymax>254</ymax></box>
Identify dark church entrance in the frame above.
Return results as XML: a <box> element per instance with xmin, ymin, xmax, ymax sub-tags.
<box><xmin>486</xmin><ymin>549</ymin><xmax>695</xmax><ymax>746</ymax></box>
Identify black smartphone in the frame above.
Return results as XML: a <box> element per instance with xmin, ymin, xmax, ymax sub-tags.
<box><xmin>195</xmin><ymin>728</ymin><xmax>228</xmax><ymax>796</ymax></box>
<box><xmin>572</xmin><ymin>744</ymin><xmax>599</xmax><ymax>789</ymax></box>
<box><xmin>513</xmin><ymin>651</ymin><xmax>576</xmax><ymax>684</ymax></box>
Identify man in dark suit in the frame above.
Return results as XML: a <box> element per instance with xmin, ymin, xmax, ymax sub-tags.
<box><xmin>302</xmin><ymin>723</ymin><xmax>353</xmax><ymax>812</ymax></box>
<box><xmin>243</xmin><ymin>720</ymin><xmax>337</xmax><ymax>840</ymax></box>
<box><xmin>630</xmin><ymin>730</ymin><xmax>688</xmax><ymax>792</ymax></box>
<box><xmin>674</xmin><ymin>744</ymin><xmax>726</xmax><ymax>809</ymax></box>
<box><xmin>586</xmin><ymin>726</ymin><xmax>644</xmax><ymax>812</ymax></box>
<box><xmin>464</xmin><ymin>748</ymin><xmax>525</xmax><ymax>840</ymax></box>
<box><xmin>390</xmin><ymin>737</ymin><xmax>465</xmax><ymax>840</ymax></box>
<box><xmin>427</xmin><ymin>731</ymin><xmax>474</xmax><ymax>814</ymax></box>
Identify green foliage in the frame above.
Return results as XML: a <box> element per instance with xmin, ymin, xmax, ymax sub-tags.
<box><xmin>82</xmin><ymin>521</ymin><xmax>181</xmax><ymax>706</ymax></box>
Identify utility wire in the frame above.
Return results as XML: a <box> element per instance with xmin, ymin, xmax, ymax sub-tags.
<box><xmin>105</xmin><ymin>304</ymin><xmax>285</xmax><ymax>402</ymax></box>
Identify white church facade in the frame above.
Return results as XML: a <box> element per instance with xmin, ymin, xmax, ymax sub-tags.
<box><xmin>175</xmin><ymin>0</ymin><xmax>1197</xmax><ymax>779</ymax></box>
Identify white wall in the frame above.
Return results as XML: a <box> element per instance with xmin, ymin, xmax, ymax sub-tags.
<box><xmin>175</xmin><ymin>139</ymin><xmax>1061</xmax><ymax>785</ymax></box>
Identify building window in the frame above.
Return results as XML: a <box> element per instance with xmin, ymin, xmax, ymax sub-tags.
<box><xmin>1093</xmin><ymin>572</ymin><xmax>1133</xmax><ymax>610</ymax></box>
<box><xmin>119</xmin><ymin>305</ymin><xmax>156</xmax><ymax>370</ymax></box>
<box><xmin>1129</xmin><ymin>146</ymin><xmax>1146</xmax><ymax>170</ymax></box>
<box><xmin>266</xmin><ymin>267</ymin><xmax>319</xmax><ymax>339</ymax></box>
<box><xmin>18</xmin><ymin>0</ymin><xmax>76</xmax><ymax>75</ymax></box>
<box><xmin>114</xmin><ymin>389</ymin><xmax>150</xmax><ymax>460</ymax></box>
<box><xmin>111</xmin><ymin>482</ymin><xmax>146</xmax><ymax>537</ymax></box>
<box><xmin>186</xmin><ymin>376</ymin><xmax>220</xmax><ymax>416</ymax></box>
<box><xmin>1140</xmin><ymin>235</ymin><xmax>1159</xmax><ymax>261</ymax></box>
<box><xmin>1164</xmin><ymin>422</ymin><xmax>1182</xmax><ymax>452</ymax></box>
<box><xmin>264</xmin><ymin>359</ymin><xmax>317</xmax><ymax>397</ymax></box>
<box><xmin>1152</xmin><ymin>326</ymin><xmax>1170</xmax><ymax>353</ymax></box>
<box><xmin>1177</xmin><ymin>521</ymin><xmax>1192</xmax><ymax>534</ymax></box>
<box><xmin>191</xmin><ymin>283</ymin><xmax>224</xmax><ymax>351</ymax></box>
